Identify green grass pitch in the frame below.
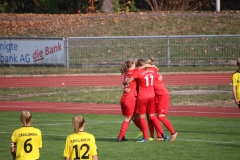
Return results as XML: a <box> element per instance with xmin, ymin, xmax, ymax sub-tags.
<box><xmin>0</xmin><ymin>111</ymin><xmax>239</xmax><ymax>160</ymax></box>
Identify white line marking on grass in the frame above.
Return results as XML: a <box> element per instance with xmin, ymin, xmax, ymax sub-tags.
<box><xmin>0</xmin><ymin>132</ymin><xmax>68</xmax><ymax>137</ymax></box>
<box><xmin>0</xmin><ymin>132</ymin><xmax>12</xmax><ymax>134</ymax></box>
<box><xmin>99</xmin><ymin>137</ymin><xmax>236</xmax><ymax>144</ymax></box>
<box><xmin>34</xmin><ymin>123</ymin><xmax>71</xmax><ymax>125</ymax></box>
<box><xmin>169</xmin><ymin>111</ymin><xmax>239</xmax><ymax>115</ymax></box>
<box><xmin>94</xmin><ymin>136</ymin><xmax>236</xmax><ymax>144</ymax></box>
<box><xmin>33</xmin><ymin>122</ymin><xmax>123</xmax><ymax>125</ymax></box>
<box><xmin>0</xmin><ymin>118</ymin><xmax>73</xmax><ymax>123</ymax></box>
<box><xmin>42</xmin><ymin>133</ymin><xmax>68</xmax><ymax>137</ymax></box>
<box><xmin>0</xmin><ymin>132</ymin><xmax>236</xmax><ymax>144</ymax></box>
<box><xmin>176</xmin><ymin>138</ymin><xmax>234</xmax><ymax>144</ymax></box>
<box><xmin>0</xmin><ymin>121</ymin><xmax>123</xmax><ymax>128</ymax></box>
<box><xmin>0</xmin><ymin>123</ymin><xmax>72</xmax><ymax>127</ymax></box>
<box><xmin>175</xmin><ymin>122</ymin><xmax>240</xmax><ymax>127</ymax></box>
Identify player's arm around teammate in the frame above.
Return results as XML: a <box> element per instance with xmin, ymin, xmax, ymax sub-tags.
<box><xmin>63</xmin><ymin>115</ymin><xmax>98</xmax><ymax>160</ymax></box>
<box><xmin>10</xmin><ymin>110</ymin><xmax>42</xmax><ymax>160</ymax></box>
<box><xmin>122</xmin><ymin>63</ymin><xmax>155</xmax><ymax>85</ymax></box>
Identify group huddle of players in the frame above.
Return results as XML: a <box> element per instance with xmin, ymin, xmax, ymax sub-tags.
<box><xmin>117</xmin><ymin>57</ymin><xmax>178</xmax><ymax>143</ymax></box>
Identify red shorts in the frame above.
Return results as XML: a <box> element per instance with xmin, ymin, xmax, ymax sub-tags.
<box><xmin>136</xmin><ymin>97</ymin><xmax>155</xmax><ymax>114</ymax></box>
<box><xmin>155</xmin><ymin>92</ymin><xmax>170</xmax><ymax>114</ymax></box>
<box><xmin>120</xmin><ymin>97</ymin><xmax>136</xmax><ymax>117</ymax></box>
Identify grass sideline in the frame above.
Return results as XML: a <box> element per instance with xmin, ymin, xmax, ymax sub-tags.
<box><xmin>0</xmin><ymin>112</ymin><xmax>239</xmax><ymax>160</ymax></box>
<box><xmin>0</xmin><ymin>85</ymin><xmax>233</xmax><ymax>107</ymax></box>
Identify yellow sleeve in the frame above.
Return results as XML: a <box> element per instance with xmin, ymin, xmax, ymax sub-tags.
<box><xmin>63</xmin><ymin>137</ymin><xmax>70</xmax><ymax>158</ymax></box>
<box><xmin>232</xmin><ymin>74</ymin><xmax>237</xmax><ymax>86</ymax></box>
<box><xmin>38</xmin><ymin>129</ymin><xmax>42</xmax><ymax>149</ymax></box>
<box><xmin>91</xmin><ymin>136</ymin><xmax>98</xmax><ymax>156</ymax></box>
<box><xmin>11</xmin><ymin>130</ymin><xmax>17</xmax><ymax>147</ymax></box>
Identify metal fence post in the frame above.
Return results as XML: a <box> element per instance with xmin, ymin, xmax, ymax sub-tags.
<box><xmin>66</xmin><ymin>38</ymin><xmax>69</xmax><ymax>68</ymax></box>
<box><xmin>167</xmin><ymin>35</ymin><xmax>170</xmax><ymax>67</ymax></box>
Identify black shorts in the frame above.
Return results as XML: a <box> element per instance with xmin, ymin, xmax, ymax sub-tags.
<box><xmin>238</xmin><ymin>102</ymin><xmax>240</xmax><ymax>109</ymax></box>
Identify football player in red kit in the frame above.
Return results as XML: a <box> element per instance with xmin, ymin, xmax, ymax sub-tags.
<box><xmin>117</xmin><ymin>59</ymin><xmax>138</xmax><ymax>142</ymax></box>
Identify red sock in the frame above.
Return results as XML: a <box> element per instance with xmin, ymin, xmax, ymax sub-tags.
<box><xmin>139</xmin><ymin>118</ymin><xmax>148</xmax><ymax>140</ymax></box>
<box><xmin>149</xmin><ymin>116</ymin><xmax>164</xmax><ymax>137</ymax></box>
<box><xmin>159</xmin><ymin>116</ymin><xmax>175</xmax><ymax>134</ymax></box>
<box><xmin>133</xmin><ymin>118</ymin><xmax>142</xmax><ymax>130</ymax></box>
<box><xmin>118</xmin><ymin>121</ymin><xmax>129</xmax><ymax>139</ymax></box>
<box><xmin>148</xmin><ymin>119</ymin><xmax>154</xmax><ymax>138</ymax></box>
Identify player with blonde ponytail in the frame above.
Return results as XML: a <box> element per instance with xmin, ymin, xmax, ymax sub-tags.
<box><xmin>10</xmin><ymin>111</ymin><xmax>42</xmax><ymax>160</ymax></box>
<box><xmin>63</xmin><ymin>115</ymin><xmax>98</xmax><ymax>160</ymax></box>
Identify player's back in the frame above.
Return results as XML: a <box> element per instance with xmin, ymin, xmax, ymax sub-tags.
<box><xmin>154</xmin><ymin>78</ymin><xmax>169</xmax><ymax>95</ymax></box>
<box><xmin>133</xmin><ymin>68</ymin><xmax>156</xmax><ymax>99</ymax></box>
<box><xmin>64</xmin><ymin>132</ymin><xmax>97</xmax><ymax>160</ymax></box>
<box><xmin>11</xmin><ymin>127</ymin><xmax>42</xmax><ymax>160</ymax></box>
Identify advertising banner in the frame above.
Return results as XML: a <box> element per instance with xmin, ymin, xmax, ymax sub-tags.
<box><xmin>0</xmin><ymin>40</ymin><xmax>65</xmax><ymax>65</ymax></box>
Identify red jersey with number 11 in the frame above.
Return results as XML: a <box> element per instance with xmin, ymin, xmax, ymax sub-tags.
<box><xmin>131</xmin><ymin>67</ymin><xmax>157</xmax><ymax>99</ymax></box>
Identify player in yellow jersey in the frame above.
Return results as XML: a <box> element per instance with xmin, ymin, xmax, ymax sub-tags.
<box><xmin>63</xmin><ymin>115</ymin><xmax>98</xmax><ymax>160</ymax></box>
<box><xmin>232</xmin><ymin>58</ymin><xmax>240</xmax><ymax>110</ymax></box>
<box><xmin>10</xmin><ymin>111</ymin><xmax>42</xmax><ymax>160</ymax></box>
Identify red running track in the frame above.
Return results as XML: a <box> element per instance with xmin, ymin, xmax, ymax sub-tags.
<box><xmin>0</xmin><ymin>73</ymin><xmax>233</xmax><ymax>88</ymax></box>
<box><xmin>0</xmin><ymin>101</ymin><xmax>239</xmax><ymax>118</ymax></box>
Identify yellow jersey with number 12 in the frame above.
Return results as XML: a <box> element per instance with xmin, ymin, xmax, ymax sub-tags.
<box><xmin>11</xmin><ymin>126</ymin><xmax>42</xmax><ymax>160</ymax></box>
<box><xmin>63</xmin><ymin>132</ymin><xmax>97</xmax><ymax>160</ymax></box>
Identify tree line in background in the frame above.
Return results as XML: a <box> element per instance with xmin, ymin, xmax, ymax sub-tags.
<box><xmin>0</xmin><ymin>0</ymin><xmax>239</xmax><ymax>14</ymax></box>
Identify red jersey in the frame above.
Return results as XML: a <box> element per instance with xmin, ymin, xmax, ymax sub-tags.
<box><xmin>154</xmin><ymin>73</ymin><xmax>169</xmax><ymax>96</ymax></box>
<box><xmin>122</xmin><ymin>69</ymin><xmax>137</xmax><ymax>98</ymax></box>
<box><xmin>131</xmin><ymin>67</ymin><xmax>157</xmax><ymax>99</ymax></box>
